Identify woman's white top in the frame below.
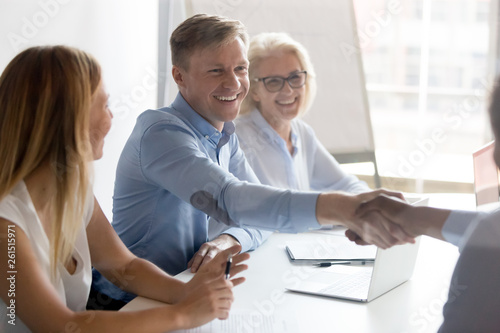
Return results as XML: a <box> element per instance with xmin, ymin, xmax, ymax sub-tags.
<box><xmin>0</xmin><ymin>181</ymin><xmax>94</xmax><ymax>332</ymax></box>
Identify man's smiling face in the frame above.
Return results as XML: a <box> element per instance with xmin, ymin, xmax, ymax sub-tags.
<box><xmin>173</xmin><ymin>37</ymin><xmax>249</xmax><ymax>131</ymax></box>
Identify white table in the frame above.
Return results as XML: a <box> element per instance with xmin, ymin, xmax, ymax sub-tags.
<box><xmin>121</xmin><ymin>193</ymin><xmax>476</xmax><ymax>333</ymax></box>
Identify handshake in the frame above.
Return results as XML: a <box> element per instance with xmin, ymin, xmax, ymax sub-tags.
<box><xmin>317</xmin><ymin>189</ymin><xmax>449</xmax><ymax>249</ymax></box>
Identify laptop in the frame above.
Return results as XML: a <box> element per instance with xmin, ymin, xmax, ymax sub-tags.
<box><xmin>285</xmin><ymin>198</ymin><xmax>427</xmax><ymax>303</ymax></box>
<box><xmin>472</xmin><ymin>141</ymin><xmax>500</xmax><ymax>207</ymax></box>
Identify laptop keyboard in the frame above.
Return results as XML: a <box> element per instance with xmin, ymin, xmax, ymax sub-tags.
<box><xmin>318</xmin><ymin>269</ymin><xmax>372</xmax><ymax>297</ymax></box>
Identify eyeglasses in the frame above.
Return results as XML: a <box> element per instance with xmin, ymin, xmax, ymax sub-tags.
<box><xmin>254</xmin><ymin>71</ymin><xmax>307</xmax><ymax>93</ymax></box>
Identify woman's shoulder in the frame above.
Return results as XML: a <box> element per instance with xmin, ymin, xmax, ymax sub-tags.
<box><xmin>292</xmin><ymin>117</ymin><xmax>314</xmax><ymax>131</ymax></box>
<box><xmin>0</xmin><ymin>182</ymin><xmax>32</xmax><ymax>232</ymax></box>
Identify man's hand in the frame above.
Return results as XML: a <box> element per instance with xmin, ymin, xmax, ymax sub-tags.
<box><xmin>344</xmin><ymin>209</ymin><xmax>410</xmax><ymax>246</ymax></box>
<box><xmin>188</xmin><ymin>234</ymin><xmax>241</xmax><ymax>273</ymax></box>
<box><xmin>349</xmin><ymin>194</ymin><xmax>451</xmax><ymax>242</ymax></box>
<box><xmin>316</xmin><ymin>189</ymin><xmax>414</xmax><ymax>249</ymax></box>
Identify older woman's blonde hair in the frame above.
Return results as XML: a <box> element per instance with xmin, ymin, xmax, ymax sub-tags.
<box><xmin>0</xmin><ymin>45</ymin><xmax>101</xmax><ymax>277</ymax></box>
<box><xmin>240</xmin><ymin>32</ymin><xmax>317</xmax><ymax>116</ymax></box>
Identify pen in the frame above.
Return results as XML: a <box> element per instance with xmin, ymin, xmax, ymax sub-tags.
<box><xmin>225</xmin><ymin>254</ymin><xmax>232</xmax><ymax>279</ymax></box>
<box><xmin>314</xmin><ymin>261</ymin><xmax>371</xmax><ymax>267</ymax></box>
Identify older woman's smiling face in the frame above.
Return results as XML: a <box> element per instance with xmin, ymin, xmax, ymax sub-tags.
<box><xmin>251</xmin><ymin>51</ymin><xmax>305</xmax><ymax>126</ymax></box>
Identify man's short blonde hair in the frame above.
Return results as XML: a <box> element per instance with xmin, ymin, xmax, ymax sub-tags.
<box><xmin>240</xmin><ymin>32</ymin><xmax>317</xmax><ymax>117</ymax></box>
<box><xmin>170</xmin><ymin>14</ymin><xmax>249</xmax><ymax>71</ymax></box>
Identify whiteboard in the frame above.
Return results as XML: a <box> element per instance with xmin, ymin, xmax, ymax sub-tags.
<box><xmin>183</xmin><ymin>0</ymin><xmax>375</xmax><ymax>155</ymax></box>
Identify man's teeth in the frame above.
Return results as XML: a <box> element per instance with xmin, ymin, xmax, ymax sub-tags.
<box><xmin>215</xmin><ymin>95</ymin><xmax>237</xmax><ymax>101</ymax></box>
<box><xmin>277</xmin><ymin>98</ymin><xmax>295</xmax><ymax>105</ymax></box>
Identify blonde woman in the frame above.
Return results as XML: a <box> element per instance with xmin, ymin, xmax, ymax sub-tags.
<box><xmin>236</xmin><ymin>32</ymin><xmax>368</xmax><ymax>193</ymax></box>
<box><xmin>0</xmin><ymin>45</ymin><xmax>248</xmax><ymax>333</ymax></box>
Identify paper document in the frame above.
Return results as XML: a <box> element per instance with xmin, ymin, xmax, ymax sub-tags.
<box><xmin>171</xmin><ymin>310</ymin><xmax>289</xmax><ymax>333</ymax></box>
<box><xmin>285</xmin><ymin>237</ymin><xmax>376</xmax><ymax>262</ymax></box>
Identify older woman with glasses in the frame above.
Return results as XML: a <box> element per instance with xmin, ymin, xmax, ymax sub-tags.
<box><xmin>236</xmin><ymin>32</ymin><xmax>369</xmax><ymax>194</ymax></box>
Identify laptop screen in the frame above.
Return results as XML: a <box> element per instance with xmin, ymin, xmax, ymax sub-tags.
<box><xmin>473</xmin><ymin>141</ymin><xmax>500</xmax><ymax>206</ymax></box>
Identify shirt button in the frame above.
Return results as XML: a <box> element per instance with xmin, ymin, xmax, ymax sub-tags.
<box><xmin>205</xmin><ymin>135</ymin><xmax>210</xmax><ymax>139</ymax></box>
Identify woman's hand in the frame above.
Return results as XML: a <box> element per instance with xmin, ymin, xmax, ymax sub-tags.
<box><xmin>174</xmin><ymin>245</ymin><xmax>249</xmax><ymax>328</ymax></box>
<box><xmin>172</xmin><ymin>276</ymin><xmax>235</xmax><ymax>328</ymax></box>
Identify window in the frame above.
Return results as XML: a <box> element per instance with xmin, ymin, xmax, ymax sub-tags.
<box><xmin>353</xmin><ymin>0</ymin><xmax>493</xmax><ymax>189</ymax></box>
<box><xmin>476</xmin><ymin>1</ymin><xmax>490</xmax><ymax>21</ymax></box>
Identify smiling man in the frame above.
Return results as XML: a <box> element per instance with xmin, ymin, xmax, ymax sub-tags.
<box><xmin>90</xmin><ymin>15</ymin><xmax>272</xmax><ymax>308</ymax></box>
<box><xmin>172</xmin><ymin>38</ymin><xmax>248</xmax><ymax>130</ymax></box>
<box><xmin>90</xmin><ymin>14</ymin><xmax>413</xmax><ymax>308</ymax></box>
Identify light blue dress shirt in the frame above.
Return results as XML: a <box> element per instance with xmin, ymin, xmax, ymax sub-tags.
<box><xmin>234</xmin><ymin>109</ymin><xmax>369</xmax><ymax>193</ymax></box>
<box><xmin>92</xmin><ymin>93</ymin><xmax>320</xmax><ymax>302</ymax></box>
<box><xmin>441</xmin><ymin>210</ymin><xmax>488</xmax><ymax>248</ymax></box>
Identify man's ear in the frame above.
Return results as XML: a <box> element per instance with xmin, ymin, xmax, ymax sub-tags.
<box><xmin>172</xmin><ymin>65</ymin><xmax>185</xmax><ymax>88</ymax></box>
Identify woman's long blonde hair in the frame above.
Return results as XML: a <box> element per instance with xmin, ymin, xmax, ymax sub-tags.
<box><xmin>0</xmin><ymin>45</ymin><xmax>101</xmax><ymax>276</ymax></box>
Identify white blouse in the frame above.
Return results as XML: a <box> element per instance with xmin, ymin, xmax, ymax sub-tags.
<box><xmin>0</xmin><ymin>181</ymin><xmax>94</xmax><ymax>332</ymax></box>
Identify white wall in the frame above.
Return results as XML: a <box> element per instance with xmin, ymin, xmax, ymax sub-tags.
<box><xmin>184</xmin><ymin>0</ymin><xmax>374</xmax><ymax>156</ymax></box>
<box><xmin>0</xmin><ymin>0</ymin><xmax>159</xmax><ymax>220</ymax></box>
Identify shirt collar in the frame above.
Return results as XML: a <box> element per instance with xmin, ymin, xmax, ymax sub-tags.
<box><xmin>249</xmin><ymin>108</ymin><xmax>278</xmax><ymax>138</ymax></box>
<box><xmin>172</xmin><ymin>93</ymin><xmax>235</xmax><ymax>148</ymax></box>
<box><xmin>249</xmin><ymin>108</ymin><xmax>299</xmax><ymax>154</ymax></box>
